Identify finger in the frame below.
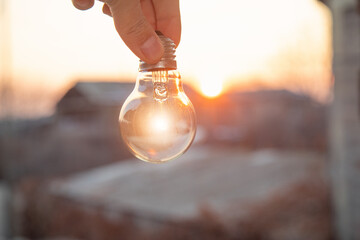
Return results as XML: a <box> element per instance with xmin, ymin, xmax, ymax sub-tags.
<box><xmin>72</xmin><ymin>0</ymin><xmax>95</xmax><ymax>10</ymax></box>
<box><xmin>140</xmin><ymin>0</ymin><xmax>156</xmax><ymax>29</ymax></box>
<box><xmin>152</xmin><ymin>0</ymin><xmax>181</xmax><ymax>46</ymax></box>
<box><xmin>107</xmin><ymin>0</ymin><xmax>164</xmax><ymax>64</ymax></box>
<box><xmin>102</xmin><ymin>3</ymin><xmax>112</xmax><ymax>16</ymax></box>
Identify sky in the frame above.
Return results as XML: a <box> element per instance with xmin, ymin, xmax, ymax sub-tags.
<box><xmin>0</xmin><ymin>0</ymin><xmax>332</xmax><ymax>118</ymax></box>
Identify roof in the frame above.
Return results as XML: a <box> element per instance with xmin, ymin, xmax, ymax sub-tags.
<box><xmin>229</xmin><ymin>89</ymin><xmax>313</xmax><ymax>102</ymax></box>
<box><xmin>57</xmin><ymin>81</ymin><xmax>135</xmax><ymax>110</ymax></box>
<box><xmin>73</xmin><ymin>81</ymin><xmax>135</xmax><ymax>106</ymax></box>
<box><xmin>49</xmin><ymin>146</ymin><xmax>323</xmax><ymax>222</ymax></box>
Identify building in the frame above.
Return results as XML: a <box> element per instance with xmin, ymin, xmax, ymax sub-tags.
<box><xmin>195</xmin><ymin>89</ymin><xmax>327</xmax><ymax>150</ymax></box>
<box><xmin>0</xmin><ymin>81</ymin><xmax>135</xmax><ymax>181</ymax></box>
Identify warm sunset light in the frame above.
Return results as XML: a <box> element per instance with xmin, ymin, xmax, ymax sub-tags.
<box><xmin>0</xmin><ymin>0</ymin><xmax>345</xmax><ymax>237</ymax></box>
<box><xmin>197</xmin><ymin>70</ymin><xmax>224</xmax><ymax>98</ymax></box>
<box><xmin>200</xmin><ymin>79</ymin><xmax>223</xmax><ymax>98</ymax></box>
<box><xmin>0</xmin><ymin>0</ymin><xmax>332</xmax><ymax>117</ymax></box>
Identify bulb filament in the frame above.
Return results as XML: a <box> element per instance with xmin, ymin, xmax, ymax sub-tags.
<box><xmin>153</xmin><ymin>70</ymin><xmax>169</xmax><ymax>102</ymax></box>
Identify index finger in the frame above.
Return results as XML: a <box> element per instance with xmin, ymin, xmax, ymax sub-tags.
<box><xmin>152</xmin><ymin>0</ymin><xmax>181</xmax><ymax>47</ymax></box>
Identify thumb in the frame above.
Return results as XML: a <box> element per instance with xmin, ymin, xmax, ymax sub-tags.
<box><xmin>106</xmin><ymin>0</ymin><xmax>164</xmax><ymax>64</ymax></box>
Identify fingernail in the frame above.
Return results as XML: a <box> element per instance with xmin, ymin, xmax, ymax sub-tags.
<box><xmin>140</xmin><ymin>35</ymin><xmax>163</xmax><ymax>64</ymax></box>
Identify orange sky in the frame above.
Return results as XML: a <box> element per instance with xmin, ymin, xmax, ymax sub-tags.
<box><xmin>0</xmin><ymin>0</ymin><xmax>332</xmax><ymax>118</ymax></box>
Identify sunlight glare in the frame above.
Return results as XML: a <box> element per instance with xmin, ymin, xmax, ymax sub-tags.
<box><xmin>152</xmin><ymin>114</ymin><xmax>170</xmax><ymax>132</ymax></box>
<box><xmin>4</xmin><ymin>0</ymin><xmax>331</xmax><ymax>117</ymax></box>
<box><xmin>199</xmin><ymin>71</ymin><xmax>224</xmax><ymax>98</ymax></box>
<box><xmin>201</xmin><ymin>81</ymin><xmax>222</xmax><ymax>98</ymax></box>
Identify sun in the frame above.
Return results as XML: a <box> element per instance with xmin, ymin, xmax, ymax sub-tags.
<box><xmin>200</xmin><ymin>77</ymin><xmax>223</xmax><ymax>98</ymax></box>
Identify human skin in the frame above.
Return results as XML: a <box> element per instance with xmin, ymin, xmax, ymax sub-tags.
<box><xmin>71</xmin><ymin>0</ymin><xmax>181</xmax><ymax>64</ymax></box>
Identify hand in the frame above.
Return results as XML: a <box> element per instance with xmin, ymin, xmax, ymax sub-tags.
<box><xmin>72</xmin><ymin>0</ymin><xmax>181</xmax><ymax>64</ymax></box>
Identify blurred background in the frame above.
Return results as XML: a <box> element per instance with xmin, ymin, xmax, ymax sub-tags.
<box><xmin>0</xmin><ymin>0</ymin><xmax>358</xmax><ymax>239</ymax></box>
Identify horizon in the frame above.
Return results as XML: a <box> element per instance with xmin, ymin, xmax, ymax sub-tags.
<box><xmin>0</xmin><ymin>77</ymin><xmax>327</xmax><ymax>121</ymax></box>
<box><xmin>0</xmin><ymin>0</ymin><xmax>332</xmax><ymax>118</ymax></box>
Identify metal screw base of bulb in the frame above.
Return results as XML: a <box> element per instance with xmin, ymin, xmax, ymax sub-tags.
<box><xmin>139</xmin><ymin>31</ymin><xmax>177</xmax><ymax>72</ymax></box>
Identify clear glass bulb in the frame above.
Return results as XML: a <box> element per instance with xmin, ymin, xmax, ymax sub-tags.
<box><xmin>119</xmin><ymin>70</ymin><xmax>196</xmax><ymax>163</ymax></box>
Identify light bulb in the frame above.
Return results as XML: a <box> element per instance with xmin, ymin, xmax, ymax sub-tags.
<box><xmin>119</xmin><ymin>31</ymin><xmax>196</xmax><ymax>163</ymax></box>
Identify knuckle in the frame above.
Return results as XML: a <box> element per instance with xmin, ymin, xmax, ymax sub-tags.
<box><xmin>125</xmin><ymin>17</ymin><xmax>148</xmax><ymax>37</ymax></box>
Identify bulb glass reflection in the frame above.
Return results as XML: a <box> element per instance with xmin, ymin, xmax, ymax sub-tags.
<box><xmin>119</xmin><ymin>70</ymin><xmax>196</xmax><ymax>163</ymax></box>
